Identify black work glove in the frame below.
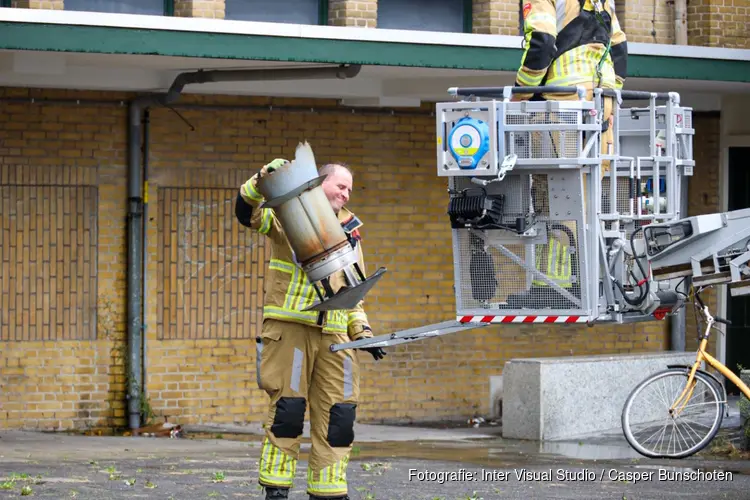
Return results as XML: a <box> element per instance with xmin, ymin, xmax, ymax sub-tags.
<box><xmin>360</xmin><ymin>346</ymin><xmax>387</xmax><ymax>361</ymax></box>
<box><xmin>355</xmin><ymin>327</ymin><xmax>386</xmax><ymax>361</ymax></box>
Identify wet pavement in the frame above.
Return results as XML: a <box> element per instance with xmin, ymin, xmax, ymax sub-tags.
<box><xmin>1</xmin><ymin>422</ymin><xmax>748</xmax><ymax>500</ymax></box>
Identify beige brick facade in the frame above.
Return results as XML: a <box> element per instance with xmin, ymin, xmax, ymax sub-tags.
<box><xmin>619</xmin><ymin>0</ymin><xmax>675</xmax><ymax>44</ymax></box>
<box><xmin>468</xmin><ymin>0</ymin><xmax>748</xmax><ymax>48</ymax></box>
<box><xmin>688</xmin><ymin>0</ymin><xmax>750</xmax><ymax>49</ymax></box>
<box><xmin>3</xmin><ymin>86</ymin><xmax>720</xmax><ymax>431</ymax></box>
<box><xmin>10</xmin><ymin>0</ymin><xmax>63</xmax><ymax>9</ymax></box>
<box><xmin>329</xmin><ymin>0</ymin><xmax>377</xmax><ymax>28</ymax></box>
<box><xmin>684</xmin><ymin>113</ymin><xmax>722</xmax><ymax>355</ymax></box>
<box><xmin>472</xmin><ymin>0</ymin><xmax>520</xmax><ymax>35</ymax></box>
<box><xmin>0</xmin><ymin>1</ymin><xmax>738</xmax><ymax>431</ymax></box>
<box><xmin>174</xmin><ymin>0</ymin><xmax>225</xmax><ymax>19</ymax></box>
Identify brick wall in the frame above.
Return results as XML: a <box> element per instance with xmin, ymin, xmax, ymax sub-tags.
<box><xmin>10</xmin><ymin>0</ymin><xmax>63</xmax><ymax>8</ymax></box>
<box><xmin>688</xmin><ymin>0</ymin><xmax>750</xmax><ymax>49</ymax></box>
<box><xmin>619</xmin><ymin>0</ymin><xmax>675</xmax><ymax>44</ymax></box>
<box><xmin>0</xmin><ymin>90</ymin><xmax>128</xmax><ymax>430</ymax></box>
<box><xmin>470</xmin><ymin>0</ymin><xmax>746</xmax><ymax>48</ymax></box>
<box><xmin>329</xmin><ymin>0</ymin><xmax>377</xmax><ymax>28</ymax></box>
<box><xmin>0</xmin><ymin>87</ymin><xmax>678</xmax><ymax>430</ymax></box>
<box><xmin>589</xmin><ymin>0</ymin><xmax>749</xmax><ymax>48</ymax></box>
<box><xmin>684</xmin><ymin>113</ymin><xmax>721</xmax><ymax>353</ymax></box>
<box><xmin>470</xmin><ymin>0</ymin><xmax>674</xmax><ymax>41</ymax></box>
<box><xmin>473</xmin><ymin>0</ymin><xmax>520</xmax><ymax>35</ymax></box>
<box><xmin>174</xmin><ymin>0</ymin><xmax>225</xmax><ymax>19</ymax></box>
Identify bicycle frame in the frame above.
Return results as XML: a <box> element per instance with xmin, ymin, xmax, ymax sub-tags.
<box><xmin>672</xmin><ymin>297</ymin><xmax>750</xmax><ymax>417</ymax></box>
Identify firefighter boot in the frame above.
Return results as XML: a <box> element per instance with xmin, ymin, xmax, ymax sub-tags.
<box><xmin>265</xmin><ymin>487</ymin><xmax>289</xmax><ymax>499</ymax></box>
<box><xmin>309</xmin><ymin>495</ymin><xmax>350</xmax><ymax>500</ymax></box>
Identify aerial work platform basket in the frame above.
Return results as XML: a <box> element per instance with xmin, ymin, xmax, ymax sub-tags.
<box><xmin>332</xmin><ymin>85</ymin><xmax>696</xmax><ymax>352</ymax></box>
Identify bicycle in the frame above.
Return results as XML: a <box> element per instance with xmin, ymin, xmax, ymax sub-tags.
<box><xmin>621</xmin><ymin>284</ymin><xmax>750</xmax><ymax>459</ymax></box>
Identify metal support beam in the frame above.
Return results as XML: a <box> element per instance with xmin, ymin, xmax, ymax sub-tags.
<box><xmin>329</xmin><ymin>320</ymin><xmax>489</xmax><ymax>352</ymax></box>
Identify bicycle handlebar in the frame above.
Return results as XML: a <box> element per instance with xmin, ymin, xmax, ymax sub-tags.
<box><xmin>693</xmin><ymin>289</ymin><xmax>732</xmax><ymax>325</ymax></box>
<box><xmin>695</xmin><ymin>293</ymin><xmax>705</xmax><ymax>308</ymax></box>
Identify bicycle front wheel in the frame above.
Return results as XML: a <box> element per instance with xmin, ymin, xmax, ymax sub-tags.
<box><xmin>621</xmin><ymin>368</ymin><xmax>724</xmax><ymax>459</ymax></box>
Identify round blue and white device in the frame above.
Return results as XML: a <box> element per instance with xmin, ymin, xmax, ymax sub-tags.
<box><xmin>448</xmin><ymin>117</ymin><xmax>490</xmax><ymax>170</ymax></box>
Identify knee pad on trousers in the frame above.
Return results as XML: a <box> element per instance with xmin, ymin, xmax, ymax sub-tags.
<box><xmin>271</xmin><ymin>397</ymin><xmax>306</xmax><ymax>438</ymax></box>
<box><xmin>326</xmin><ymin>403</ymin><xmax>356</xmax><ymax>447</ymax></box>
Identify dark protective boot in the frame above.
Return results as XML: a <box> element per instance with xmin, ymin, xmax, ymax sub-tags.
<box><xmin>265</xmin><ymin>487</ymin><xmax>289</xmax><ymax>499</ymax></box>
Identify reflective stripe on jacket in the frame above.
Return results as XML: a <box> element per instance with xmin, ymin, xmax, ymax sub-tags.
<box><xmin>532</xmin><ymin>238</ymin><xmax>573</xmax><ymax>288</ymax></box>
<box><xmin>237</xmin><ymin>174</ymin><xmax>371</xmax><ymax>339</ymax></box>
<box><xmin>517</xmin><ymin>0</ymin><xmax>628</xmax><ymax>91</ymax></box>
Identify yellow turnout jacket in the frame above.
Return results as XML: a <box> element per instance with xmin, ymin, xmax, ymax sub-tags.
<box><xmin>517</xmin><ymin>0</ymin><xmax>628</xmax><ymax>91</ymax></box>
<box><xmin>236</xmin><ymin>174</ymin><xmax>372</xmax><ymax>340</ymax></box>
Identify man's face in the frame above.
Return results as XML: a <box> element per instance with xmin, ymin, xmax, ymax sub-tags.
<box><xmin>321</xmin><ymin>166</ymin><xmax>352</xmax><ymax>214</ymax></box>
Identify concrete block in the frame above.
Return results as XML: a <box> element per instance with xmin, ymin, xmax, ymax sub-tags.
<box><xmin>502</xmin><ymin>351</ymin><xmax>697</xmax><ymax>441</ymax></box>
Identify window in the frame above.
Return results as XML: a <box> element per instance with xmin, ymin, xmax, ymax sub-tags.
<box><xmin>225</xmin><ymin>0</ymin><xmax>326</xmax><ymax>25</ymax></box>
<box><xmin>377</xmin><ymin>0</ymin><xmax>472</xmax><ymax>33</ymax></box>
<box><xmin>64</xmin><ymin>0</ymin><xmax>170</xmax><ymax>15</ymax></box>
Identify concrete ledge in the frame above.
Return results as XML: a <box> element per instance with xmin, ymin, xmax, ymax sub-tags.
<box><xmin>502</xmin><ymin>351</ymin><xmax>697</xmax><ymax>441</ymax></box>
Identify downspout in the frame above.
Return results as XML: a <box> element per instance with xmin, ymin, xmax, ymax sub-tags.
<box><xmin>670</xmin><ymin>178</ymin><xmax>689</xmax><ymax>352</ymax></box>
<box><xmin>141</xmin><ymin>108</ymin><xmax>150</xmax><ymax>422</ymax></box>
<box><xmin>127</xmin><ymin>95</ymin><xmax>162</xmax><ymax>430</ymax></box>
<box><xmin>126</xmin><ymin>97</ymin><xmax>147</xmax><ymax>430</ymax></box>
<box><xmin>125</xmin><ymin>64</ymin><xmax>360</xmax><ymax>429</ymax></box>
<box><xmin>674</xmin><ymin>0</ymin><xmax>688</xmax><ymax>45</ymax></box>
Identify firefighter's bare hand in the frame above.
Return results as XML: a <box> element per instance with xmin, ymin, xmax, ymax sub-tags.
<box><xmin>360</xmin><ymin>346</ymin><xmax>387</xmax><ymax>361</ymax></box>
<box><xmin>259</xmin><ymin>158</ymin><xmax>288</xmax><ymax>178</ymax></box>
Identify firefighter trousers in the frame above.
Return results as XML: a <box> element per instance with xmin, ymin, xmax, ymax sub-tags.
<box><xmin>540</xmin><ymin>85</ymin><xmax>614</xmax><ymax>177</ymax></box>
<box><xmin>255</xmin><ymin>318</ymin><xmax>360</xmax><ymax>498</ymax></box>
<box><xmin>540</xmin><ymin>84</ymin><xmax>614</xmax><ymax>226</ymax></box>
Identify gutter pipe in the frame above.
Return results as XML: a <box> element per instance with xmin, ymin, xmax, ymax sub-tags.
<box><xmin>670</xmin><ymin>175</ymin><xmax>689</xmax><ymax>352</ymax></box>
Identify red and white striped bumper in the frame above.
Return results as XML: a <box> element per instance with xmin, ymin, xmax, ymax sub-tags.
<box><xmin>457</xmin><ymin>315</ymin><xmax>589</xmax><ymax>324</ymax></box>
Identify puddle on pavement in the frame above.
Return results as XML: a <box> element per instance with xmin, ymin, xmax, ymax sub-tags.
<box><xmin>179</xmin><ymin>431</ymin><xmax>649</xmax><ymax>466</ymax></box>
<box><xmin>58</xmin><ymin>429</ymin><xmax>750</xmax><ymax>473</ymax></box>
<box><xmin>317</xmin><ymin>438</ymin><xmax>640</xmax><ymax>468</ymax></box>
<box><xmin>536</xmin><ymin>440</ymin><xmax>643</xmax><ymax>461</ymax></box>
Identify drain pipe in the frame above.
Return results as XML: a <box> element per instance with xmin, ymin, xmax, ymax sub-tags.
<box><xmin>670</xmin><ymin>178</ymin><xmax>689</xmax><ymax>352</ymax></box>
<box><xmin>125</xmin><ymin>64</ymin><xmax>361</xmax><ymax>429</ymax></box>
<box><xmin>126</xmin><ymin>98</ymin><xmax>145</xmax><ymax>431</ymax></box>
<box><xmin>126</xmin><ymin>95</ymin><xmax>159</xmax><ymax>431</ymax></box>
<box><xmin>162</xmin><ymin>64</ymin><xmax>362</xmax><ymax>104</ymax></box>
<box><xmin>674</xmin><ymin>0</ymin><xmax>688</xmax><ymax>45</ymax></box>
<box><xmin>141</xmin><ymin>108</ymin><xmax>150</xmax><ymax>423</ymax></box>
